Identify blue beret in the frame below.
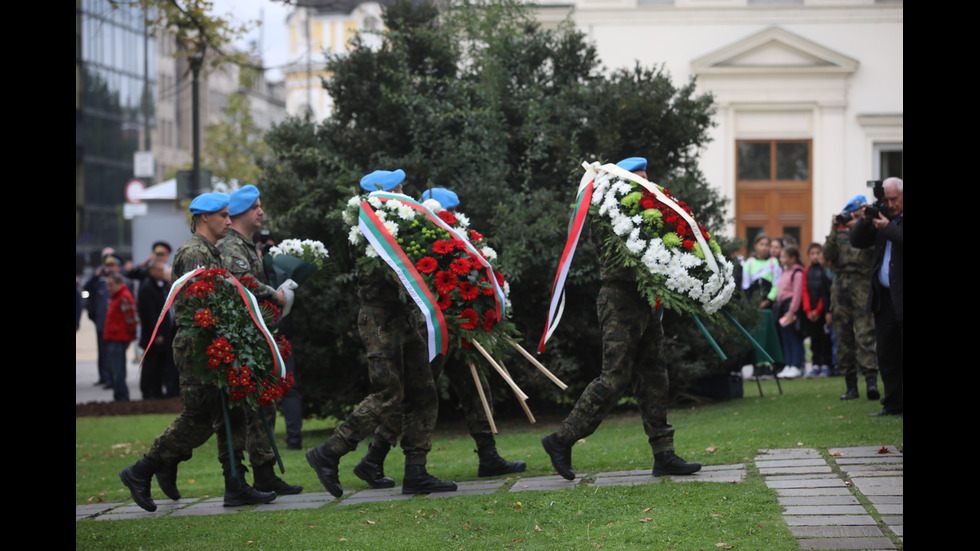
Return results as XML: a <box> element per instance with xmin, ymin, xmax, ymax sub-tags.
<box><xmin>616</xmin><ymin>157</ymin><xmax>647</xmax><ymax>173</ymax></box>
<box><xmin>360</xmin><ymin>169</ymin><xmax>406</xmax><ymax>192</ymax></box>
<box><xmin>229</xmin><ymin>185</ymin><xmax>260</xmax><ymax>216</ymax></box>
<box><xmin>843</xmin><ymin>195</ymin><xmax>867</xmax><ymax>213</ymax></box>
<box><xmin>421</xmin><ymin>188</ymin><xmax>459</xmax><ymax>210</ymax></box>
<box><xmin>189</xmin><ymin>192</ymin><xmax>230</xmax><ymax>214</ymax></box>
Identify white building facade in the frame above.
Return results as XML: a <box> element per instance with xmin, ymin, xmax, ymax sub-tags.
<box><xmin>537</xmin><ymin>0</ymin><xmax>902</xmax><ymax>246</ymax></box>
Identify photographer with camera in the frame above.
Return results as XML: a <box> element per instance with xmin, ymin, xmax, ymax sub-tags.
<box><xmin>852</xmin><ymin>177</ymin><xmax>903</xmax><ymax>417</ymax></box>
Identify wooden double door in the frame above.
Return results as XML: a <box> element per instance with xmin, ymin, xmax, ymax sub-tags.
<box><xmin>735</xmin><ymin>139</ymin><xmax>812</xmax><ymax>254</ymax></box>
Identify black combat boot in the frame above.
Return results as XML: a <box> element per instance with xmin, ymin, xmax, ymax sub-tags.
<box><xmin>840</xmin><ymin>374</ymin><xmax>859</xmax><ymax>400</ymax></box>
<box><xmin>652</xmin><ymin>451</ymin><xmax>701</xmax><ymax>476</ymax></box>
<box><xmin>306</xmin><ymin>445</ymin><xmax>344</xmax><ymax>498</ymax></box>
<box><xmin>119</xmin><ymin>456</ymin><xmax>162</xmax><ymax>512</ymax></box>
<box><xmin>253</xmin><ymin>462</ymin><xmax>303</xmax><ymax>495</ymax></box>
<box><xmin>541</xmin><ymin>433</ymin><xmax>575</xmax><ymax>480</ymax></box>
<box><xmin>865</xmin><ymin>374</ymin><xmax>880</xmax><ymax>401</ymax></box>
<box><xmin>223</xmin><ymin>463</ymin><xmax>276</xmax><ymax>507</ymax></box>
<box><xmin>402</xmin><ymin>464</ymin><xmax>457</xmax><ymax>495</ymax></box>
<box><xmin>474</xmin><ymin>435</ymin><xmax>526</xmax><ymax>477</ymax></box>
<box><xmin>155</xmin><ymin>461</ymin><xmax>181</xmax><ymax>500</ymax></box>
<box><xmin>354</xmin><ymin>441</ymin><xmax>395</xmax><ymax>488</ymax></box>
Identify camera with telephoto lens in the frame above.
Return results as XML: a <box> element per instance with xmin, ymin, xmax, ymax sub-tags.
<box><xmin>835</xmin><ymin>211</ymin><xmax>854</xmax><ymax>226</ymax></box>
<box><xmin>864</xmin><ymin>179</ymin><xmax>887</xmax><ymax>220</ymax></box>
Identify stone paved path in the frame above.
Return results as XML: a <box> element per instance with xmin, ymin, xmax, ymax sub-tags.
<box><xmin>77</xmin><ymin>447</ymin><xmax>903</xmax><ymax>549</ymax></box>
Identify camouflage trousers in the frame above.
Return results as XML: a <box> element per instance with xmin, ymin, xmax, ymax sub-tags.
<box><xmin>374</xmin><ymin>351</ymin><xmax>495</xmax><ymax>448</ymax></box>
<box><xmin>556</xmin><ymin>283</ymin><xmax>675</xmax><ymax>454</ymax></box>
<box><xmin>145</xmin><ymin>342</ymin><xmax>246</xmax><ymax>466</ymax></box>
<box><xmin>830</xmin><ymin>274</ymin><xmax>878</xmax><ymax>376</ymax></box>
<box><xmin>325</xmin><ymin>304</ymin><xmax>437</xmax><ymax>465</ymax></box>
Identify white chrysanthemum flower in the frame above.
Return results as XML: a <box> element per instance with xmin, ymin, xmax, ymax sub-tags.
<box><xmin>454</xmin><ymin>212</ymin><xmax>470</xmax><ymax>228</ymax></box>
<box><xmin>612</xmin><ymin>180</ymin><xmax>632</xmax><ymax>195</ymax></box>
<box><xmin>612</xmin><ymin>214</ymin><xmax>634</xmax><ymax>236</ymax></box>
<box><xmin>678</xmin><ymin>252</ymin><xmax>702</xmax><ymax>269</ymax></box>
<box><xmin>397</xmin><ymin>204</ymin><xmax>415</xmax><ymax>221</ymax></box>
<box><xmin>342</xmin><ymin>209</ymin><xmax>355</xmax><ymax>225</ymax></box>
<box><xmin>422</xmin><ymin>198</ymin><xmax>442</xmax><ymax>212</ymax></box>
<box><xmin>368</xmin><ymin>196</ymin><xmax>382</xmax><ymax>208</ymax></box>
<box><xmin>481</xmin><ymin>246</ymin><xmax>497</xmax><ymax>261</ymax></box>
<box><xmin>347</xmin><ymin>195</ymin><xmax>362</xmax><ymax>207</ymax></box>
<box><xmin>383</xmin><ymin>220</ymin><xmax>399</xmax><ymax>237</ymax></box>
<box><xmin>348</xmin><ymin>227</ymin><xmax>363</xmax><ymax>245</ymax></box>
<box><xmin>365</xmin><ymin>244</ymin><xmax>378</xmax><ymax>258</ymax></box>
<box><xmin>626</xmin><ymin>228</ymin><xmax>646</xmax><ymax>254</ymax></box>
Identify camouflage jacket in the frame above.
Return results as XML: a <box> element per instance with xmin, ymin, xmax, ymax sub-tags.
<box><xmin>218</xmin><ymin>228</ymin><xmax>276</xmax><ymax>304</ymax></box>
<box><xmin>823</xmin><ymin>227</ymin><xmax>873</xmax><ymax>277</ymax></box>
<box><xmin>172</xmin><ymin>232</ymin><xmax>223</xmax><ymax>346</ymax></box>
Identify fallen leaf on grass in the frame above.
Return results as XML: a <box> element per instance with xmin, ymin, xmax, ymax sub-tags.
<box><xmin>705</xmin><ymin>447</ymin><xmax>718</xmax><ymax>453</ymax></box>
<box><xmin>639</xmin><ymin>518</ymin><xmax>653</xmax><ymax>523</ymax></box>
<box><xmin>796</xmin><ymin>442</ymin><xmax>804</xmax><ymax>447</ymax></box>
<box><xmin>339</xmin><ymin>537</ymin><xmax>346</xmax><ymax>541</ymax></box>
<box><xmin>711</xmin><ymin>514</ymin><xmax>722</xmax><ymax>518</ymax></box>
<box><xmin>365</xmin><ymin>520</ymin><xmax>376</xmax><ymax>525</ymax></box>
<box><xmin>877</xmin><ymin>447</ymin><xmax>892</xmax><ymax>454</ymax></box>
<box><xmin>642</xmin><ymin>508</ymin><xmax>652</xmax><ymax>513</ymax></box>
<box><xmin>188</xmin><ymin>479</ymin><xmax>196</xmax><ymax>484</ymax></box>
<box><xmin>606</xmin><ymin>523</ymin><xmax>615</xmax><ymax>527</ymax></box>
<box><xmin>534</xmin><ymin>525</ymin><xmax>542</xmax><ymax>532</ymax></box>
<box><xmin>830</xmin><ymin>452</ymin><xmax>842</xmax><ymax>457</ymax></box>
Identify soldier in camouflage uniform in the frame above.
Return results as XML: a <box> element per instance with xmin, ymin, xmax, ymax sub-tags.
<box><xmin>823</xmin><ymin>196</ymin><xmax>879</xmax><ymax>401</ymax></box>
<box><xmin>119</xmin><ymin>192</ymin><xmax>275</xmax><ymax>512</ymax></box>
<box><xmin>541</xmin><ymin>157</ymin><xmax>701</xmax><ymax>480</ymax></box>
<box><xmin>217</xmin><ymin>185</ymin><xmax>302</xmax><ymax>496</ymax></box>
<box><xmin>353</xmin><ymin>188</ymin><xmax>525</xmax><ymax>488</ymax></box>
<box><xmin>307</xmin><ymin>169</ymin><xmax>457</xmax><ymax>497</ymax></box>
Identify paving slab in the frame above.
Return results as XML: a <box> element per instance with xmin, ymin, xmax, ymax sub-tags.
<box><xmin>509</xmin><ymin>474</ymin><xmax>582</xmax><ymax>492</ymax></box>
<box><xmin>591</xmin><ymin>473</ymin><xmax>662</xmax><ymax>487</ymax></box>
<box><xmin>840</xmin><ymin>465</ymin><xmax>904</xmax><ymax>475</ymax></box>
<box><xmin>866</xmin><ymin>495</ymin><xmax>903</xmax><ymax>505</ymax></box>
<box><xmin>252</xmin><ymin>492</ymin><xmax>338</xmax><ymax>511</ymax></box>
<box><xmin>340</xmin><ymin>487</ymin><xmax>413</xmax><ymax>506</ymax></box>
<box><xmin>766</xmin><ymin>478</ymin><xmax>848</xmax><ymax>489</ymax></box>
<box><xmin>758</xmin><ymin>466</ymin><xmax>834</xmax><ymax>475</ymax></box>
<box><xmin>775</xmin><ymin>487</ymin><xmax>854</xmax><ymax>497</ymax></box>
<box><xmin>778</xmin><ymin>496</ymin><xmax>859</xmax><ymax>506</ymax></box>
<box><xmin>76</xmin><ymin>502</ymin><xmax>124</xmax><ymax>520</ymax></box>
<box><xmin>783</xmin><ymin>515</ymin><xmax>876</xmax><ymax>526</ymax></box>
<box><xmin>833</xmin><ymin>457</ymin><xmax>903</xmax><ymax>465</ymax></box>
<box><xmin>788</xmin><ymin>526</ymin><xmax>885</xmax><ymax>538</ymax></box>
<box><xmin>757</xmin><ymin>448</ymin><xmax>822</xmax><ymax>457</ymax></box>
<box><xmin>782</xmin><ymin>505</ymin><xmax>868</xmax><ymax>515</ymax></box>
<box><xmin>169</xmin><ymin>497</ymin><xmax>249</xmax><ymax>517</ymax></box>
<box><xmin>764</xmin><ymin>473</ymin><xmax>841</xmax><ymax>481</ymax></box>
<box><xmin>793</xmin><ymin>537</ymin><xmax>895</xmax><ymax>549</ymax></box>
<box><xmin>755</xmin><ymin>459</ymin><xmax>828</xmax><ymax>468</ymax></box>
<box><xmin>827</xmin><ymin>446</ymin><xmax>901</xmax><ymax>457</ymax></box>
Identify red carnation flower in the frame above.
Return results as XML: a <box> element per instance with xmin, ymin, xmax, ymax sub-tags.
<box><xmin>450</xmin><ymin>258</ymin><xmax>472</xmax><ymax>276</ymax></box>
<box><xmin>483</xmin><ymin>310</ymin><xmax>496</xmax><ymax>331</ymax></box>
<box><xmin>433</xmin><ymin>240</ymin><xmax>455</xmax><ymax>255</ymax></box>
<box><xmin>437</xmin><ymin>210</ymin><xmax>458</xmax><ymax>226</ymax></box>
<box><xmin>416</xmin><ymin>256</ymin><xmax>438</xmax><ymax>274</ymax></box>
<box><xmin>682</xmin><ymin>239</ymin><xmax>695</xmax><ymax>250</ymax></box>
<box><xmin>435</xmin><ymin>271</ymin><xmax>458</xmax><ymax>294</ymax></box>
<box><xmin>469</xmin><ymin>229</ymin><xmax>484</xmax><ymax>242</ymax></box>
<box><xmin>459</xmin><ymin>281</ymin><xmax>479</xmax><ymax>301</ymax></box>
<box><xmin>459</xmin><ymin>308</ymin><xmax>479</xmax><ymax>330</ymax></box>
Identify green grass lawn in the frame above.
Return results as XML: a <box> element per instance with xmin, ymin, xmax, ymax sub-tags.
<box><xmin>76</xmin><ymin>377</ymin><xmax>902</xmax><ymax>550</ymax></box>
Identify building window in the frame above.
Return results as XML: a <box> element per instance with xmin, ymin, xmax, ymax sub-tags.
<box><xmin>874</xmin><ymin>143</ymin><xmax>903</xmax><ymax>180</ymax></box>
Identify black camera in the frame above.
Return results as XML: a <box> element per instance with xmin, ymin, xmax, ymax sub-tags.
<box><xmin>835</xmin><ymin>211</ymin><xmax>854</xmax><ymax>226</ymax></box>
<box><xmin>865</xmin><ymin>179</ymin><xmax>886</xmax><ymax>220</ymax></box>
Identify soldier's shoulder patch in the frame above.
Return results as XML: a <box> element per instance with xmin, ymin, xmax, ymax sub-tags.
<box><xmin>235</xmin><ymin>259</ymin><xmax>249</xmax><ymax>271</ymax></box>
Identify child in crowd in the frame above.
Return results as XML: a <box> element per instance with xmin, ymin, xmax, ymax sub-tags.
<box><xmin>802</xmin><ymin>243</ymin><xmax>833</xmax><ymax>377</ymax></box>
<box><xmin>775</xmin><ymin>245</ymin><xmax>805</xmax><ymax>378</ymax></box>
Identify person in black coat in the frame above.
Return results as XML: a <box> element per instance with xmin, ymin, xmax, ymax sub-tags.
<box><xmin>137</xmin><ymin>260</ymin><xmax>178</xmax><ymax>399</ymax></box>
<box><xmin>851</xmin><ymin>177</ymin><xmax>903</xmax><ymax>417</ymax></box>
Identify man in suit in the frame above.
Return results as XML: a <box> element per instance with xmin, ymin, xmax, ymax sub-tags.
<box><xmin>852</xmin><ymin>177</ymin><xmax>903</xmax><ymax>417</ymax></box>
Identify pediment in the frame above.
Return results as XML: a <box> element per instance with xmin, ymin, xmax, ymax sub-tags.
<box><xmin>692</xmin><ymin>27</ymin><xmax>858</xmax><ymax>75</ymax></box>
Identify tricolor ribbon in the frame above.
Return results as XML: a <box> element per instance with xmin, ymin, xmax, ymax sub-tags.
<box><xmin>358</xmin><ymin>198</ymin><xmax>449</xmax><ymax>361</ymax></box>
<box><xmin>538</xmin><ymin>164</ymin><xmax>597</xmax><ymax>353</ymax></box>
<box><xmin>366</xmin><ymin>192</ymin><xmax>507</xmax><ymax>321</ymax></box>
<box><xmin>139</xmin><ymin>268</ymin><xmax>286</xmax><ymax>379</ymax></box>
